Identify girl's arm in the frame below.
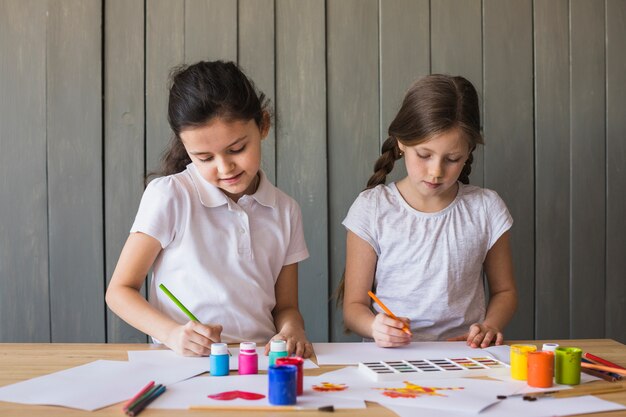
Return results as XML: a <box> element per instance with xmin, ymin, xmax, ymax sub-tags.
<box><xmin>266</xmin><ymin>263</ymin><xmax>313</xmax><ymax>358</ymax></box>
<box><xmin>343</xmin><ymin>231</ymin><xmax>411</xmax><ymax>347</ymax></box>
<box><xmin>465</xmin><ymin>231</ymin><xmax>518</xmax><ymax>347</ymax></box>
<box><xmin>105</xmin><ymin>232</ymin><xmax>222</xmax><ymax>356</ymax></box>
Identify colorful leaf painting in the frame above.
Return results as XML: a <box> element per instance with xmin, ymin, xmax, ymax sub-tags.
<box><xmin>375</xmin><ymin>381</ymin><xmax>464</xmax><ymax>398</ymax></box>
<box><xmin>311</xmin><ymin>382</ymin><xmax>349</xmax><ymax>392</ymax></box>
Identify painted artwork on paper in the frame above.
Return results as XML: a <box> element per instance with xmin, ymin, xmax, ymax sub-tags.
<box><xmin>375</xmin><ymin>381</ymin><xmax>464</xmax><ymax>398</ymax></box>
<box><xmin>312</xmin><ymin>382</ymin><xmax>348</xmax><ymax>392</ymax></box>
<box><xmin>207</xmin><ymin>390</ymin><xmax>265</xmax><ymax>401</ymax></box>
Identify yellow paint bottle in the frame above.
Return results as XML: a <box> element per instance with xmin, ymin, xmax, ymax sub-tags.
<box><xmin>510</xmin><ymin>344</ymin><xmax>537</xmax><ymax>380</ymax></box>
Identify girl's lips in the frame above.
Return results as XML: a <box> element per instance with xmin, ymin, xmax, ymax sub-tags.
<box><xmin>423</xmin><ymin>181</ymin><xmax>442</xmax><ymax>189</ymax></box>
<box><xmin>220</xmin><ymin>172</ymin><xmax>243</xmax><ymax>184</ymax></box>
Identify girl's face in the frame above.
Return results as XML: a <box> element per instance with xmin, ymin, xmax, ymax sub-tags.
<box><xmin>180</xmin><ymin>117</ymin><xmax>268</xmax><ymax>202</ymax></box>
<box><xmin>398</xmin><ymin>127</ymin><xmax>470</xmax><ymax>211</ymax></box>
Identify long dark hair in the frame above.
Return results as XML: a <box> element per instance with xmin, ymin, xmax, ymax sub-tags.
<box><xmin>366</xmin><ymin>74</ymin><xmax>483</xmax><ymax>189</ymax></box>
<box><xmin>335</xmin><ymin>74</ymin><xmax>483</xmax><ymax>309</ymax></box>
<box><xmin>155</xmin><ymin>60</ymin><xmax>269</xmax><ymax>177</ymax></box>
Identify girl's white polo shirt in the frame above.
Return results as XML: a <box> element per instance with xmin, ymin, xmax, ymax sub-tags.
<box><xmin>130</xmin><ymin>164</ymin><xmax>309</xmax><ymax>344</ymax></box>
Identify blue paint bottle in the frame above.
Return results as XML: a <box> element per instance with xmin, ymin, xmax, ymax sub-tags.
<box><xmin>210</xmin><ymin>343</ymin><xmax>229</xmax><ymax>376</ymax></box>
<box><xmin>268</xmin><ymin>339</ymin><xmax>288</xmax><ymax>366</ymax></box>
<box><xmin>268</xmin><ymin>364</ymin><xmax>297</xmax><ymax>405</ymax></box>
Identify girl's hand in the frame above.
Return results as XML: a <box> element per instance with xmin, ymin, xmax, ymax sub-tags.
<box><xmin>371</xmin><ymin>313</ymin><xmax>412</xmax><ymax>348</ymax></box>
<box><xmin>264</xmin><ymin>329</ymin><xmax>314</xmax><ymax>358</ymax></box>
<box><xmin>263</xmin><ymin>332</ymin><xmax>314</xmax><ymax>359</ymax></box>
<box><xmin>448</xmin><ymin>323</ymin><xmax>503</xmax><ymax>348</ymax></box>
<box><xmin>164</xmin><ymin>321</ymin><xmax>223</xmax><ymax>356</ymax></box>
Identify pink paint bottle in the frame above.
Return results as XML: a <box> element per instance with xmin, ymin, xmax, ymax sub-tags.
<box><xmin>238</xmin><ymin>342</ymin><xmax>258</xmax><ymax>375</ymax></box>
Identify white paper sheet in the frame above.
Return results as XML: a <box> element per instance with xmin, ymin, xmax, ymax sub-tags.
<box><xmin>490</xmin><ymin>372</ymin><xmax>599</xmax><ymax>394</ymax></box>
<box><xmin>307</xmin><ymin>366</ymin><xmax>521</xmax><ymax>414</ymax></box>
<box><xmin>128</xmin><ymin>348</ymin><xmax>318</xmax><ymax>371</ymax></box>
<box><xmin>148</xmin><ymin>374</ymin><xmax>365</xmax><ymax>410</ymax></box>
<box><xmin>314</xmin><ymin>341</ymin><xmax>513</xmax><ymax>365</ymax></box>
<box><xmin>383</xmin><ymin>394</ymin><xmax>626</xmax><ymax>417</ymax></box>
<box><xmin>0</xmin><ymin>359</ymin><xmax>205</xmax><ymax>411</ymax></box>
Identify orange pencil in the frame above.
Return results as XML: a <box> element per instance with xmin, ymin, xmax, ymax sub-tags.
<box><xmin>582</xmin><ymin>362</ymin><xmax>626</xmax><ymax>377</ymax></box>
<box><xmin>367</xmin><ymin>291</ymin><xmax>411</xmax><ymax>335</ymax></box>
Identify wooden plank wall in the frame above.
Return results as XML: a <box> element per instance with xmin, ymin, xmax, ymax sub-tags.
<box><xmin>0</xmin><ymin>0</ymin><xmax>625</xmax><ymax>345</ymax></box>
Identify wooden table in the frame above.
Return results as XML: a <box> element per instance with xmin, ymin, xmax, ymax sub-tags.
<box><xmin>1</xmin><ymin>339</ymin><xmax>625</xmax><ymax>416</ymax></box>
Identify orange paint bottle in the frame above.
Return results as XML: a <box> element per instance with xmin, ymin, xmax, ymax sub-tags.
<box><xmin>527</xmin><ymin>351</ymin><xmax>554</xmax><ymax>388</ymax></box>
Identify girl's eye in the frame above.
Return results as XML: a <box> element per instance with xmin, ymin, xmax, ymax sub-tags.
<box><xmin>447</xmin><ymin>158</ymin><xmax>461</xmax><ymax>163</ymax></box>
<box><xmin>417</xmin><ymin>153</ymin><xmax>430</xmax><ymax>159</ymax></box>
<box><xmin>229</xmin><ymin>145</ymin><xmax>246</xmax><ymax>154</ymax></box>
<box><xmin>198</xmin><ymin>156</ymin><xmax>213</xmax><ymax>162</ymax></box>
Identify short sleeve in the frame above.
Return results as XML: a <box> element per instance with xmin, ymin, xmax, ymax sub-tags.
<box><xmin>483</xmin><ymin>189</ymin><xmax>513</xmax><ymax>249</ymax></box>
<box><xmin>342</xmin><ymin>189</ymin><xmax>380</xmax><ymax>255</ymax></box>
<box><xmin>283</xmin><ymin>201</ymin><xmax>310</xmax><ymax>266</ymax></box>
<box><xmin>130</xmin><ymin>177</ymin><xmax>181</xmax><ymax>248</ymax></box>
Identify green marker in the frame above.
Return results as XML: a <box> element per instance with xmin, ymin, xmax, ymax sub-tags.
<box><xmin>159</xmin><ymin>283</ymin><xmax>198</xmax><ymax>322</ymax></box>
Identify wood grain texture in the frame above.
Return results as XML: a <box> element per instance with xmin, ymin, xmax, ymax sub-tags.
<box><xmin>483</xmin><ymin>0</ymin><xmax>534</xmax><ymax>339</ymax></box>
<box><xmin>327</xmin><ymin>0</ymin><xmax>380</xmax><ymax>342</ymax></box>
<box><xmin>104</xmin><ymin>0</ymin><xmax>148</xmax><ymax>343</ymax></box>
<box><xmin>146</xmin><ymin>0</ymin><xmax>184</xmax><ymax>175</ymax></box>
<box><xmin>606</xmin><ymin>0</ymin><xmax>626</xmax><ymax>344</ymax></box>
<box><xmin>46</xmin><ymin>0</ymin><xmax>104</xmax><ymax>342</ymax></box>
<box><xmin>276</xmin><ymin>0</ymin><xmax>328</xmax><ymax>342</ymax></box>
<box><xmin>0</xmin><ymin>0</ymin><xmax>50</xmax><ymax>342</ymax></box>
<box><xmin>533</xmin><ymin>0</ymin><xmax>570</xmax><ymax>339</ymax></box>
<box><xmin>185</xmin><ymin>0</ymin><xmax>237</xmax><ymax>64</ymax></box>
<box><xmin>570</xmin><ymin>0</ymin><xmax>606</xmax><ymax>338</ymax></box>
<box><xmin>1</xmin><ymin>340</ymin><xmax>626</xmax><ymax>416</ymax></box>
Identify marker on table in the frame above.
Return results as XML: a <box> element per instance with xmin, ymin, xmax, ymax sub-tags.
<box><xmin>158</xmin><ymin>283</ymin><xmax>198</xmax><ymax>322</ymax></box>
<box><xmin>367</xmin><ymin>291</ymin><xmax>412</xmax><ymax>336</ymax></box>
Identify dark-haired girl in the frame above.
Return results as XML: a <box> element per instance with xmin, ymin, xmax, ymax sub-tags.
<box><xmin>342</xmin><ymin>74</ymin><xmax>517</xmax><ymax>349</ymax></box>
<box><xmin>106</xmin><ymin>61</ymin><xmax>312</xmax><ymax>358</ymax></box>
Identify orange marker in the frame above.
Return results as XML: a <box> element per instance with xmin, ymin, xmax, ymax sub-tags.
<box><xmin>367</xmin><ymin>291</ymin><xmax>412</xmax><ymax>336</ymax></box>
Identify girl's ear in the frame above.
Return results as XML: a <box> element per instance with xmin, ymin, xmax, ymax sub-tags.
<box><xmin>260</xmin><ymin>111</ymin><xmax>271</xmax><ymax>139</ymax></box>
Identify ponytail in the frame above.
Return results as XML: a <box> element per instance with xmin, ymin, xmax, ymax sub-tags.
<box><xmin>457</xmin><ymin>147</ymin><xmax>475</xmax><ymax>185</ymax></box>
<box><xmin>365</xmin><ymin>136</ymin><xmax>403</xmax><ymax>190</ymax></box>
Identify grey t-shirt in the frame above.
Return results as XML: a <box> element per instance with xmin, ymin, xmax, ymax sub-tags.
<box><xmin>342</xmin><ymin>182</ymin><xmax>513</xmax><ymax>341</ymax></box>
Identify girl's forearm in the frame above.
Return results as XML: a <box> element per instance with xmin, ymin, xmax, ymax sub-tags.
<box><xmin>106</xmin><ymin>286</ymin><xmax>179</xmax><ymax>342</ymax></box>
<box><xmin>273</xmin><ymin>306</ymin><xmax>305</xmax><ymax>334</ymax></box>
<box><xmin>343</xmin><ymin>302</ymin><xmax>376</xmax><ymax>339</ymax></box>
<box><xmin>483</xmin><ymin>289</ymin><xmax>517</xmax><ymax>331</ymax></box>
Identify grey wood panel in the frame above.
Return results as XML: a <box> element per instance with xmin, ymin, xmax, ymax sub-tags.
<box><xmin>431</xmin><ymin>0</ymin><xmax>484</xmax><ymax>187</ymax></box>
<box><xmin>606</xmin><ymin>0</ymin><xmax>626</xmax><ymax>344</ymax></box>
<box><xmin>533</xmin><ymin>0</ymin><xmax>570</xmax><ymax>339</ymax></box>
<box><xmin>146</xmin><ymin>0</ymin><xmax>184</xmax><ymax>176</ymax></box>
<box><xmin>0</xmin><ymin>0</ymin><xmax>50</xmax><ymax>342</ymax></box>
<box><xmin>379</xmin><ymin>0</ymin><xmax>429</xmax><ymax>185</ymax></box>
<box><xmin>104</xmin><ymin>0</ymin><xmax>147</xmax><ymax>343</ymax></box>
<box><xmin>569</xmin><ymin>0</ymin><xmax>605</xmax><ymax>339</ymax></box>
<box><xmin>239</xmin><ymin>0</ymin><xmax>276</xmax><ymax>184</ymax></box>
<box><xmin>185</xmin><ymin>0</ymin><xmax>237</xmax><ymax>63</ymax></box>
<box><xmin>275</xmin><ymin>0</ymin><xmax>327</xmax><ymax>342</ymax></box>
<box><xmin>46</xmin><ymin>0</ymin><xmax>104</xmax><ymax>342</ymax></box>
<box><xmin>327</xmin><ymin>0</ymin><xmax>380</xmax><ymax>342</ymax></box>
<box><xmin>483</xmin><ymin>0</ymin><xmax>534</xmax><ymax>339</ymax></box>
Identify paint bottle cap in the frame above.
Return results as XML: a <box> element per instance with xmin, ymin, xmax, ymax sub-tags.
<box><xmin>240</xmin><ymin>342</ymin><xmax>257</xmax><ymax>351</ymax></box>
<box><xmin>211</xmin><ymin>343</ymin><xmax>229</xmax><ymax>355</ymax></box>
<box><xmin>542</xmin><ymin>343</ymin><xmax>559</xmax><ymax>352</ymax></box>
<box><xmin>270</xmin><ymin>339</ymin><xmax>287</xmax><ymax>352</ymax></box>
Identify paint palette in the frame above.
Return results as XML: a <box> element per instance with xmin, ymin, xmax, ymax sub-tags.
<box><xmin>358</xmin><ymin>357</ymin><xmax>510</xmax><ymax>381</ymax></box>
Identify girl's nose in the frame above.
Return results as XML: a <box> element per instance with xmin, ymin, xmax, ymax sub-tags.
<box><xmin>429</xmin><ymin>162</ymin><xmax>443</xmax><ymax>179</ymax></box>
<box><xmin>217</xmin><ymin>157</ymin><xmax>234</xmax><ymax>174</ymax></box>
